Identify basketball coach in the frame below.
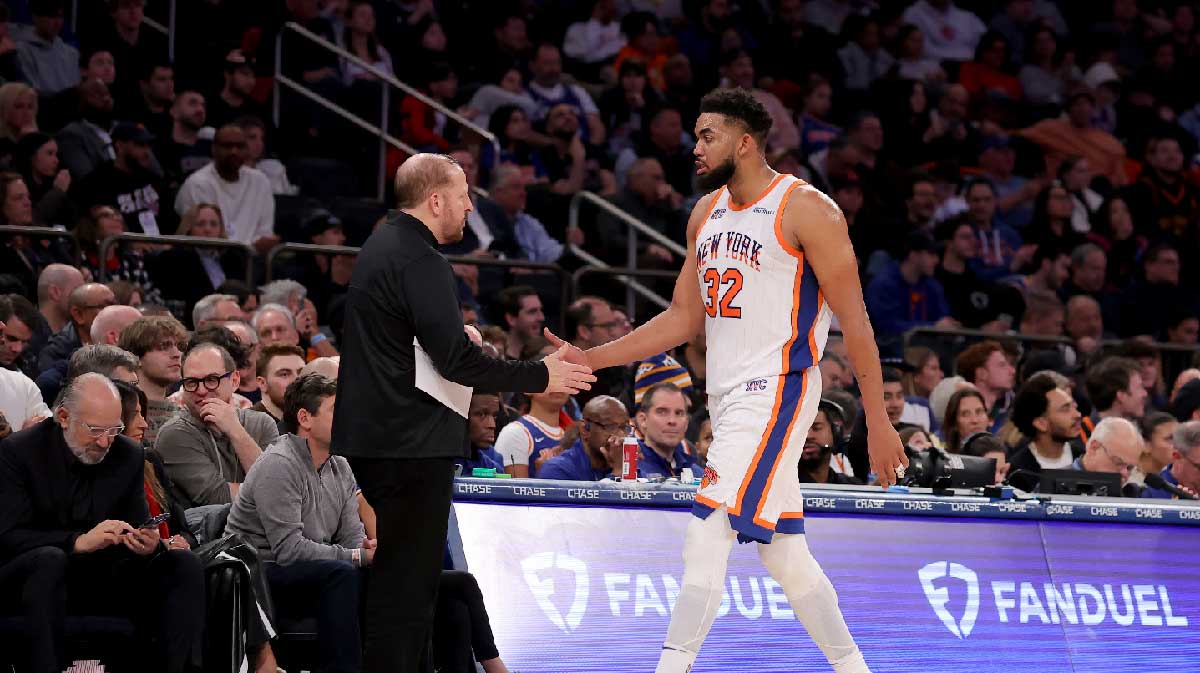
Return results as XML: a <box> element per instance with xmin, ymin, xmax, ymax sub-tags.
<box><xmin>332</xmin><ymin>153</ymin><xmax>594</xmax><ymax>672</ymax></box>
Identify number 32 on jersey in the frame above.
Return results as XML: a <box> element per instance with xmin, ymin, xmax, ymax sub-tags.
<box><xmin>702</xmin><ymin>268</ymin><xmax>743</xmax><ymax>318</ymax></box>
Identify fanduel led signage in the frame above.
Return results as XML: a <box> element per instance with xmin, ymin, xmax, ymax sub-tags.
<box><xmin>456</xmin><ymin>504</ymin><xmax>1200</xmax><ymax>673</ymax></box>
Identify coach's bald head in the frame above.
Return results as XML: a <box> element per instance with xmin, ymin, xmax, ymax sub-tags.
<box><xmin>394</xmin><ymin>153</ymin><xmax>473</xmax><ymax>244</ymax></box>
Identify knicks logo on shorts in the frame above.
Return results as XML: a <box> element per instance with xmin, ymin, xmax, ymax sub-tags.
<box><xmin>745</xmin><ymin>378</ymin><xmax>769</xmax><ymax>392</ymax></box>
<box><xmin>701</xmin><ymin>466</ymin><xmax>720</xmax><ymax>488</ymax></box>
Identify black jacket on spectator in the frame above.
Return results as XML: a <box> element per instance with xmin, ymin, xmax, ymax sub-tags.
<box><xmin>935</xmin><ymin>265</ymin><xmax>1025</xmax><ymax>329</ymax></box>
<box><xmin>1006</xmin><ymin>438</ymin><xmax>1085</xmax><ymax>478</ymax></box>
<box><xmin>147</xmin><ymin>248</ymin><xmax>250</xmax><ymax>327</ymax></box>
<box><xmin>331</xmin><ymin>212</ymin><xmax>549</xmax><ymax>460</ymax></box>
<box><xmin>37</xmin><ymin>323</ymin><xmax>81</xmax><ymax>375</ymax></box>
<box><xmin>0</xmin><ymin>419</ymin><xmax>149</xmax><ymax>563</ymax></box>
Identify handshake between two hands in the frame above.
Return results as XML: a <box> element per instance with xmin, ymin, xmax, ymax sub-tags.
<box><xmin>464</xmin><ymin>325</ymin><xmax>597</xmax><ymax>395</ymax></box>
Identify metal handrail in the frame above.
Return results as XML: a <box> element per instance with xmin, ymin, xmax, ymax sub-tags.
<box><xmin>569</xmin><ymin>247</ymin><xmax>672</xmax><ymax>313</ymax></box>
<box><xmin>0</xmin><ymin>225</ymin><xmax>82</xmax><ymax>266</ymax></box>
<box><xmin>568</xmin><ymin>191</ymin><xmax>686</xmax><ymax>258</ymax></box>
<box><xmin>139</xmin><ymin>0</ymin><xmax>176</xmax><ymax>62</ymax></box>
<box><xmin>264</xmin><ymin>242</ymin><xmax>572</xmax><ymax>331</ymax></box>
<box><xmin>278</xmin><ymin>21</ymin><xmax>501</xmax><ymax>158</ymax></box>
<box><xmin>567</xmin><ymin>191</ymin><xmax>684</xmax><ymax>312</ymax></box>
<box><xmin>265</xmin><ymin>242</ymin><xmax>361</xmax><ymax>281</ymax></box>
<box><xmin>97</xmin><ymin>233</ymin><xmax>255</xmax><ymax>285</ymax></box>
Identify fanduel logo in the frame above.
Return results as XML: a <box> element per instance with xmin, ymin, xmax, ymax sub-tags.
<box><xmin>919</xmin><ymin>561</ymin><xmax>979</xmax><ymax>638</ymax></box>
<box><xmin>522</xmin><ymin>552</ymin><xmax>590</xmax><ymax>633</ymax></box>
<box><xmin>919</xmin><ymin>561</ymin><xmax>1189</xmax><ymax>638</ymax></box>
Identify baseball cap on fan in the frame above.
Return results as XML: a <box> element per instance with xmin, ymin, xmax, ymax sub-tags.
<box><xmin>111</xmin><ymin>122</ymin><xmax>154</xmax><ymax>144</ymax></box>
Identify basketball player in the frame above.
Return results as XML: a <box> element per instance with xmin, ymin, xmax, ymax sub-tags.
<box><xmin>545</xmin><ymin>89</ymin><xmax>907</xmax><ymax>672</ymax></box>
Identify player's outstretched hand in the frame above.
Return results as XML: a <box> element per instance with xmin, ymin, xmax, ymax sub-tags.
<box><xmin>543</xmin><ymin>344</ymin><xmax>596</xmax><ymax>394</ymax></box>
<box><xmin>543</xmin><ymin>327</ymin><xmax>593</xmax><ymax>369</ymax></box>
<box><xmin>868</xmin><ymin>422</ymin><xmax>909</xmax><ymax>489</ymax></box>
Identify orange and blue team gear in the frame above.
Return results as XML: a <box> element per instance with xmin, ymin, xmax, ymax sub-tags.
<box><xmin>690</xmin><ymin>175</ymin><xmax>832</xmax><ymax>544</ymax></box>
<box><xmin>634</xmin><ymin>352</ymin><xmax>695</xmax><ymax>405</ymax></box>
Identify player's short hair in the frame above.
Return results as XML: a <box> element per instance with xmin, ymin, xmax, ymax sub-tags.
<box><xmin>698</xmin><ymin>88</ymin><xmax>773</xmax><ymax>147</ymax></box>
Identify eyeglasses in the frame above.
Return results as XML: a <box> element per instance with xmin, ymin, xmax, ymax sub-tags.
<box><xmin>181</xmin><ymin>370</ymin><xmax>234</xmax><ymax>392</ymax></box>
<box><xmin>584</xmin><ymin>417</ymin><xmax>628</xmax><ymax>435</ymax></box>
<box><xmin>77</xmin><ymin>420</ymin><xmax>125</xmax><ymax>439</ymax></box>
<box><xmin>1097</xmin><ymin>441</ymin><xmax>1137</xmax><ymax>474</ymax></box>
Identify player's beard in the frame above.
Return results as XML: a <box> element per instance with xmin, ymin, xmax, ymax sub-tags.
<box><xmin>697</xmin><ymin>155</ymin><xmax>736</xmax><ymax>191</ymax></box>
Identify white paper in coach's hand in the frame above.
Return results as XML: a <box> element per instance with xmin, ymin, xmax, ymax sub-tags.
<box><xmin>413</xmin><ymin>337</ymin><xmax>472</xmax><ymax>418</ymax></box>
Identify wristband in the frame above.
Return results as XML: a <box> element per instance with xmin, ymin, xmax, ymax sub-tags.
<box><xmin>310</xmin><ymin>333</ymin><xmax>327</xmax><ymax>346</ymax></box>
<box><xmin>351</xmin><ymin>548</ymin><xmax>361</xmax><ymax>567</ymax></box>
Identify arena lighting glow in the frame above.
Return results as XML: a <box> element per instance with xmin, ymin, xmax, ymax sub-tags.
<box><xmin>456</xmin><ymin>503</ymin><xmax>1200</xmax><ymax>673</ymax></box>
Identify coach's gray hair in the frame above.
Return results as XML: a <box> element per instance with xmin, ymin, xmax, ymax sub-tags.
<box><xmin>1173</xmin><ymin>421</ymin><xmax>1200</xmax><ymax>455</ymax></box>
<box><xmin>61</xmin><ymin>372</ymin><xmax>119</xmax><ymax>414</ymax></box>
<box><xmin>259</xmin><ymin>280</ymin><xmax>306</xmax><ymax>309</ymax></box>
<box><xmin>193</xmin><ymin>293</ymin><xmax>238</xmax><ymax>328</ymax></box>
<box><xmin>252</xmin><ymin>303</ymin><xmax>296</xmax><ymax>330</ymax></box>
<box><xmin>1091</xmin><ymin>416</ymin><xmax>1141</xmax><ymax>446</ymax></box>
<box><xmin>66</xmin><ymin>344</ymin><xmax>140</xmax><ymax>382</ymax></box>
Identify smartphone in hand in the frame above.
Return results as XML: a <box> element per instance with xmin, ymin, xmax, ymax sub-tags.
<box><xmin>134</xmin><ymin>512</ymin><xmax>170</xmax><ymax>530</ymax></box>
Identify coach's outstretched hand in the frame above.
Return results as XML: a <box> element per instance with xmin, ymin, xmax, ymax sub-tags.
<box><xmin>544</xmin><ymin>328</ymin><xmax>593</xmax><ymax>368</ymax></box>
<box><xmin>868</xmin><ymin>422</ymin><xmax>909</xmax><ymax>489</ymax></box>
<box><xmin>543</xmin><ymin>344</ymin><xmax>596</xmax><ymax>394</ymax></box>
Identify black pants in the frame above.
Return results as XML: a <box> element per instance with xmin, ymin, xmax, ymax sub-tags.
<box><xmin>434</xmin><ymin>571</ymin><xmax>501</xmax><ymax>673</ymax></box>
<box><xmin>0</xmin><ymin>546</ymin><xmax>205</xmax><ymax>673</ymax></box>
<box><xmin>348</xmin><ymin>456</ymin><xmax>455</xmax><ymax>673</ymax></box>
<box><xmin>265</xmin><ymin>560</ymin><xmax>363</xmax><ymax>673</ymax></box>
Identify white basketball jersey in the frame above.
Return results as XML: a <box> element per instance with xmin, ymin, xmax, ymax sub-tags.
<box><xmin>695</xmin><ymin>173</ymin><xmax>833</xmax><ymax>397</ymax></box>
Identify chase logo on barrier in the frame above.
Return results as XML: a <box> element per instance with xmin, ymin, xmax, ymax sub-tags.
<box><xmin>919</xmin><ymin>561</ymin><xmax>980</xmax><ymax>639</ymax></box>
<box><xmin>521</xmin><ymin>552</ymin><xmax>590</xmax><ymax>633</ymax></box>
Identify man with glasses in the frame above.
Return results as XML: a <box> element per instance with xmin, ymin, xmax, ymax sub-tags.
<box><xmin>567</xmin><ymin>297</ymin><xmax>633</xmax><ymax>406</ymax></box>
<box><xmin>118</xmin><ymin>315</ymin><xmax>189</xmax><ymax>444</ymax></box>
<box><xmin>1142</xmin><ymin>421</ymin><xmax>1200</xmax><ymax>500</ymax></box>
<box><xmin>1074</xmin><ymin>416</ymin><xmax>1144</xmax><ymax>488</ymax></box>
<box><xmin>0</xmin><ymin>373</ymin><xmax>206</xmax><ymax>673</ymax></box>
<box><xmin>156</xmin><ymin>342</ymin><xmax>278</xmax><ymax>508</ymax></box>
<box><xmin>36</xmin><ymin>282</ymin><xmax>115</xmax><ymax>374</ymax></box>
<box><xmin>539</xmin><ymin>395</ymin><xmax>630</xmax><ymax>481</ymax></box>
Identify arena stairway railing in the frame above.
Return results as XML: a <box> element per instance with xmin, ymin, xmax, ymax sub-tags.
<box><xmin>274</xmin><ymin>21</ymin><xmax>501</xmax><ymax>203</ymax></box>
<box><xmin>0</xmin><ymin>225</ymin><xmax>82</xmax><ymax>267</ymax></box>
<box><xmin>567</xmin><ymin>190</ymin><xmax>685</xmax><ymax>313</ymax></box>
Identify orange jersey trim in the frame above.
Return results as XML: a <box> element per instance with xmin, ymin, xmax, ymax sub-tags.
<box><xmin>729</xmin><ymin>173</ymin><xmax>786</xmax><ymax>211</ymax></box>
